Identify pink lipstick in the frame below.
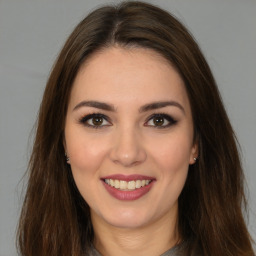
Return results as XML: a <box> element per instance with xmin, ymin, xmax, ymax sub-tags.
<box><xmin>101</xmin><ymin>174</ymin><xmax>155</xmax><ymax>201</ymax></box>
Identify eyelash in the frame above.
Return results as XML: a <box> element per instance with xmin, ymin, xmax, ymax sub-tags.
<box><xmin>78</xmin><ymin>112</ymin><xmax>177</xmax><ymax>129</ymax></box>
<box><xmin>79</xmin><ymin>113</ymin><xmax>111</xmax><ymax>129</ymax></box>
<box><xmin>145</xmin><ymin>113</ymin><xmax>177</xmax><ymax>129</ymax></box>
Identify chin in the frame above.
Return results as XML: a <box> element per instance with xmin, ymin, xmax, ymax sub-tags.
<box><xmin>98</xmin><ymin>207</ymin><xmax>153</xmax><ymax>229</ymax></box>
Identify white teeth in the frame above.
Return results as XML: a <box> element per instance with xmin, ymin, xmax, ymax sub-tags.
<box><xmin>128</xmin><ymin>181</ymin><xmax>135</xmax><ymax>190</ymax></box>
<box><xmin>120</xmin><ymin>180</ymin><xmax>127</xmax><ymax>190</ymax></box>
<box><xmin>114</xmin><ymin>180</ymin><xmax>120</xmax><ymax>189</ymax></box>
<box><xmin>135</xmin><ymin>180</ymin><xmax>141</xmax><ymax>188</ymax></box>
<box><xmin>110</xmin><ymin>179</ymin><xmax>115</xmax><ymax>187</ymax></box>
<box><xmin>104</xmin><ymin>179</ymin><xmax>151</xmax><ymax>190</ymax></box>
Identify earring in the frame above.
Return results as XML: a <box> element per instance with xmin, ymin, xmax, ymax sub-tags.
<box><xmin>193</xmin><ymin>157</ymin><xmax>197</xmax><ymax>162</ymax></box>
<box><xmin>65</xmin><ymin>153</ymin><xmax>70</xmax><ymax>163</ymax></box>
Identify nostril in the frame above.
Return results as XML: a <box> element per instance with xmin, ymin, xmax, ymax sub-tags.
<box><xmin>108</xmin><ymin>128</ymin><xmax>148</xmax><ymax>167</ymax></box>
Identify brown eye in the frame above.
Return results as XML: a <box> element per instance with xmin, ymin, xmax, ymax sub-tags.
<box><xmin>145</xmin><ymin>113</ymin><xmax>177</xmax><ymax>128</ymax></box>
<box><xmin>153</xmin><ymin>116</ymin><xmax>164</xmax><ymax>126</ymax></box>
<box><xmin>79</xmin><ymin>113</ymin><xmax>111</xmax><ymax>128</ymax></box>
<box><xmin>92</xmin><ymin>117</ymin><xmax>103</xmax><ymax>126</ymax></box>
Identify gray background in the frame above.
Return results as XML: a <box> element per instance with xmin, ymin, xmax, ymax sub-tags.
<box><xmin>0</xmin><ymin>0</ymin><xmax>255</xmax><ymax>255</ymax></box>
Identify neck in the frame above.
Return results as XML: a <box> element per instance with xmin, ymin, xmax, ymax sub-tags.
<box><xmin>91</xmin><ymin>209</ymin><xmax>180</xmax><ymax>256</ymax></box>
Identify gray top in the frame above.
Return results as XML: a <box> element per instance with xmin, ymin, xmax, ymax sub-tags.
<box><xmin>160</xmin><ymin>241</ymin><xmax>187</xmax><ymax>256</ymax></box>
<box><xmin>90</xmin><ymin>240</ymin><xmax>188</xmax><ymax>256</ymax></box>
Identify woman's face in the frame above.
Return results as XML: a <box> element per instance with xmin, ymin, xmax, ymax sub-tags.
<box><xmin>64</xmin><ymin>47</ymin><xmax>197</xmax><ymax>229</ymax></box>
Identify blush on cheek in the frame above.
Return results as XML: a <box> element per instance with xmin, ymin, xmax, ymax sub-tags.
<box><xmin>157</xmin><ymin>148</ymin><xmax>191</xmax><ymax>186</ymax></box>
<box><xmin>70</xmin><ymin>145</ymin><xmax>107</xmax><ymax>178</ymax></box>
<box><xmin>71</xmin><ymin>155</ymin><xmax>95</xmax><ymax>178</ymax></box>
<box><xmin>158</xmin><ymin>141</ymin><xmax>191</xmax><ymax>164</ymax></box>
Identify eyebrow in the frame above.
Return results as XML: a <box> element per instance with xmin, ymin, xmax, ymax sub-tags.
<box><xmin>139</xmin><ymin>101</ymin><xmax>185</xmax><ymax>114</ymax></box>
<box><xmin>73</xmin><ymin>101</ymin><xmax>115</xmax><ymax>112</ymax></box>
<box><xmin>73</xmin><ymin>100</ymin><xmax>185</xmax><ymax>114</ymax></box>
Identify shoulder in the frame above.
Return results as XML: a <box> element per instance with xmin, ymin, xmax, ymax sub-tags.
<box><xmin>160</xmin><ymin>240</ymin><xmax>202</xmax><ymax>256</ymax></box>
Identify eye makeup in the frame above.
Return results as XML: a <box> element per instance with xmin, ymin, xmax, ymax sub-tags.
<box><xmin>78</xmin><ymin>111</ymin><xmax>177</xmax><ymax>130</ymax></box>
<box><xmin>144</xmin><ymin>113</ymin><xmax>177</xmax><ymax>129</ymax></box>
<box><xmin>78</xmin><ymin>113</ymin><xmax>112</xmax><ymax>129</ymax></box>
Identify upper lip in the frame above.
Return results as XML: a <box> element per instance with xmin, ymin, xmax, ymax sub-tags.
<box><xmin>101</xmin><ymin>174</ymin><xmax>155</xmax><ymax>182</ymax></box>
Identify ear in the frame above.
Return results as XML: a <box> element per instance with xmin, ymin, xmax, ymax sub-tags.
<box><xmin>189</xmin><ymin>142</ymin><xmax>198</xmax><ymax>165</ymax></box>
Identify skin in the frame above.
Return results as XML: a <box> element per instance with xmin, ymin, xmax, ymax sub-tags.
<box><xmin>64</xmin><ymin>47</ymin><xmax>198</xmax><ymax>256</ymax></box>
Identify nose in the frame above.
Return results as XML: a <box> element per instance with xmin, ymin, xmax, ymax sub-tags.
<box><xmin>109</xmin><ymin>126</ymin><xmax>147</xmax><ymax>167</ymax></box>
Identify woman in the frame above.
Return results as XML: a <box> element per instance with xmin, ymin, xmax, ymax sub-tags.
<box><xmin>17</xmin><ymin>1</ymin><xmax>254</xmax><ymax>255</ymax></box>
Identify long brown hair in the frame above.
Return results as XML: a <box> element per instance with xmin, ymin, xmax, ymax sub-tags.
<box><xmin>17</xmin><ymin>1</ymin><xmax>254</xmax><ymax>255</ymax></box>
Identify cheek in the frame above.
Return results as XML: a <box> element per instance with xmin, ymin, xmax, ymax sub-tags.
<box><xmin>142</xmin><ymin>133</ymin><xmax>192</xmax><ymax>215</ymax></box>
<box><xmin>148</xmin><ymin>132</ymin><xmax>193</xmax><ymax>173</ymax></box>
<box><xmin>65</xmin><ymin>129</ymin><xmax>109</xmax><ymax>177</ymax></box>
<box><xmin>65</xmin><ymin>131</ymin><xmax>110</xmax><ymax>205</ymax></box>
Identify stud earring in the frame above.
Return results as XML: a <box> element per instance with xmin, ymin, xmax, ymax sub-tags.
<box><xmin>65</xmin><ymin>153</ymin><xmax>70</xmax><ymax>163</ymax></box>
<box><xmin>193</xmin><ymin>157</ymin><xmax>197</xmax><ymax>162</ymax></box>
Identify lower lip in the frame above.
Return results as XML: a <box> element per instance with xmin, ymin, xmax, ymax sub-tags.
<box><xmin>102</xmin><ymin>180</ymin><xmax>155</xmax><ymax>201</ymax></box>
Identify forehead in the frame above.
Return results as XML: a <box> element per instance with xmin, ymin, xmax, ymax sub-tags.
<box><xmin>69</xmin><ymin>47</ymin><xmax>190</xmax><ymax>111</ymax></box>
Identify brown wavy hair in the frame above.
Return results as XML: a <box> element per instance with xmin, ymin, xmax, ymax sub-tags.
<box><xmin>17</xmin><ymin>1</ymin><xmax>254</xmax><ymax>255</ymax></box>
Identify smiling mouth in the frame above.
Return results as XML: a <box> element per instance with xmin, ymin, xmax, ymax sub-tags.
<box><xmin>104</xmin><ymin>179</ymin><xmax>152</xmax><ymax>191</ymax></box>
